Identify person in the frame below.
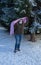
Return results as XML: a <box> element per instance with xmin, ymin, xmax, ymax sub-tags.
<box><xmin>14</xmin><ymin>19</ymin><xmax>24</xmax><ymax>53</ymax></box>
<box><xmin>10</xmin><ymin>17</ymin><xmax>28</xmax><ymax>53</ymax></box>
<box><xmin>28</xmin><ymin>16</ymin><xmax>36</xmax><ymax>42</ymax></box>
<box><xmin>29</xmin><ymin>16</ymin><xmax>41</xmax><ymax>42</ymax></box>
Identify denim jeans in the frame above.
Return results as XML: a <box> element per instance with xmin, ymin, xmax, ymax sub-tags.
<box><xmin>14</xmin><ymin>34</ymin><xmax>22</xmax><ymax>50</ymax></box>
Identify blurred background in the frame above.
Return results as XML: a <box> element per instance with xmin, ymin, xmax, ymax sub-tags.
<box><xmin>0</xmin><ymin>0</ymin><xmax>41</xmax><ymax>34</ymax></box>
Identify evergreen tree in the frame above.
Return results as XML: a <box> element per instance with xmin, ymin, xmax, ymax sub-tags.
<box><xmin>0</xmin><ymin>0</ymin><xmax>32</xmax><ymax>29</ymax></box>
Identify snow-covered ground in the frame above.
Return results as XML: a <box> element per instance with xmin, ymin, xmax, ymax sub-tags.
<box><xmin>0</xmin><ymin>28</ymin><xmax>41</xmax><ymax>65</ymax></box>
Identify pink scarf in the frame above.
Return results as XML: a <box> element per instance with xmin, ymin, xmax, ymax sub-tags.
<box><xmin>10</xmin><ymin>17</ymin><xmax>28</xmax><ymax>35</ymax></box>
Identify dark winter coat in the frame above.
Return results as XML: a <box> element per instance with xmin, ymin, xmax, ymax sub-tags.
<box><xmin>14</xmin><ymin>21</ymin><xmax>24</xmax><ymax>34</ymax></box>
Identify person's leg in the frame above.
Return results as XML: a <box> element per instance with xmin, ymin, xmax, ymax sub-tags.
<box><xmin>17</xmin><ymin>34</ymin><xmax>22</xmax><ymax>51</ymax></box>
<box><xmin>31</xmin><ymin>33</ymin><xmax>36</xmax><ymax>42</ymax></box>
<box><xmin>14</xmin><ymin>34</ymin><xmax>18</xmax><ymax>52</ymax></box>
<box><xmin>14</xmin><ymin>34</ymin><xmax>22</xmax><ymax>52</ymax></box>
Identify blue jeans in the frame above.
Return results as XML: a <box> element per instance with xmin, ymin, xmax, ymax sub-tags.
<box><xmin>14</xmin><ymin>34</ymin><xmax>22</xmax><ymax>50</ymax></box>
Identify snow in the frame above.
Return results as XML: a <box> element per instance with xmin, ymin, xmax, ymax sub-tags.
<box><xmin>0</xmin><ymin>28</ymin><xmax>41</xmax><ymax>65</ymax></box>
